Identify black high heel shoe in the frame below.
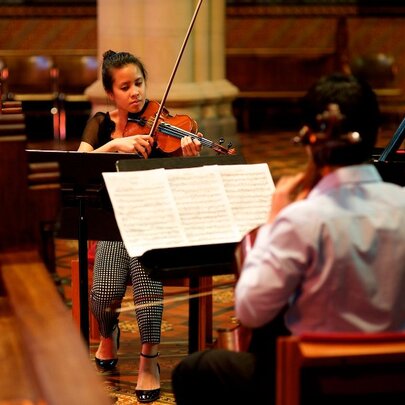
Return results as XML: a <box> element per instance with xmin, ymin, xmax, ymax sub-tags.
<box><xmin>95</xmin><ymin>324</ymin><xmax>120</xmax><ymax>371</ymax></box>
<box><xmin>135</xmin><ymin>352</ymin><xmax>161</xmax><ymax>403</ymax></box>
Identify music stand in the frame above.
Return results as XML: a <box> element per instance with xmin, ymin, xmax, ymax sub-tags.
<box><xmin>117</xmin><ymin>153</ymin><xmax>245</xmax><ymax>353</ymax></box>
<box><xmin>26</xmin><ymin>150</ymin><xmax>142</xmax><ymax>345</ymax></box>
<box><xmin>373</xmin><ymin>119</ymin><xmax>405</xmax><ymax>186</ymax></box>
<box><xmin>27</xmin><ymin>150</ymin><xmax>245</xmax><ymax>349</ymax></box>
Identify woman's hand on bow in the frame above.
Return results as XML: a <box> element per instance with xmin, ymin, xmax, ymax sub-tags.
<box><xmin>111</xmin><ymin>134</ymin><xmax>153</xmax><ymax>158</ymax></box>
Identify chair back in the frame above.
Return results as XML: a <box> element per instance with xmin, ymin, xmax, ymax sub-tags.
<box><xmin>350</xmin><ymin>53</ymin><xmax>397</xmax><ymax>89</ymax></box>
<box><xmin>276</xmin><ymin>332</ymin><xmax>405</xmax><ymax>405</ymax></box>
<box><xmin>55</xmin><ymin>55</ymin><xmax>98</xmax><ymax>96</ymax></box>
<box><xmin>4</xmin><ymin>55</ymin><xmax>58</xmax><ymax>98</ymax></box>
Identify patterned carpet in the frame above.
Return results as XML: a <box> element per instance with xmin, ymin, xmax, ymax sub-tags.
<box><xmin>54</xmin><ymin>239</ymin><xmax>236</xmax><ymax>404</ymax></box>
<box><xmin>46</xmin><ymin>124</ymin><xmax>397</xmax><ymax>404</ymax></box>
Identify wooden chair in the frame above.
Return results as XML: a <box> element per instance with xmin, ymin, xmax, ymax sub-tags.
<box><xmin>276</xmin><ymin>332</ymin><xmax>405</xmax><ymax>405</ymax></box>
<box><xmin>350</xmin><ymin>53</ymin><xmax>397</xmax><ymax>89</ymax></box>
<box><xmin>0</xmin><ymin>250</ymin><xmax>111</xmax><ymax>405</ymax></box>
<box><xmin>0</xmin><ymin>100</ymin><xmax>25</xmax><ymax>136</ymax></box>
<box><xmin>350</xmin><ymin>53</ymin><xmax>405</xmax><ymax>124</ymax></box>
<box><xmin>2</xmin><ymin>55</ymin><xmax>60</xmax><ymax>140</ymax></box>
<box><xmin>0</xmin><ymin>100</ymin><xmax>23</xmax><ymax>115</ymax></box>
<box><xmin>71</xmin><ymin>253</ymin><xmax>214</xmax><ymax>349</ymax></box>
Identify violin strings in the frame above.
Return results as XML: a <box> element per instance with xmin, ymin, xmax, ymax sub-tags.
<box><xmin>159</xmin><ymin>122</ymin><xmax>214</xmax><ymax>148</ymax></box>
<box><xmin>160</xmin><ymin>122</ymin><xmax>234</xmax><ymax>154</ymax></box>
<box><xmin>160</xmin><ymin>123</ymin><xmax>231</xmax><ymax>154</ymax></box>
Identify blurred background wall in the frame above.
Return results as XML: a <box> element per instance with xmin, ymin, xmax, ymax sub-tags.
<box><xmin>1</xmin><ymin>0</ymin><xmax>404</xmax><ymax>138</ymax></box>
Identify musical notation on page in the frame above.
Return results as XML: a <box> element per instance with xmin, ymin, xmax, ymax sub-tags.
<box><xmin>102</xmin><ymin>163</ymin><xmax>275</xmax><ymax>257</ymax></box>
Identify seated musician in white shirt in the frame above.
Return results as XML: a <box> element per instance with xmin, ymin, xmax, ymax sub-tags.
<box><xmin>171</xmin><ymin>73</ymin><xmax>405</xmax><ymax>405</ymax></box>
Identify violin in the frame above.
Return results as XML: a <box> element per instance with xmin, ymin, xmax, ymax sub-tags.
<box><xmin>123</xmin><ymin>100</ymin><xmax>236</xmax><ymax>157</ymax></box>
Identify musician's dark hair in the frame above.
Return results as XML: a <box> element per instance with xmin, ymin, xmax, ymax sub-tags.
<box><xmin>300</xmin><ymin>73</ymin><xmax>381</xmax><ymax>167</ymax></box>
<box><xmin>101</xmin><ymin>50</ymin><xmax>148</xmax><ymax>93</ymax></box>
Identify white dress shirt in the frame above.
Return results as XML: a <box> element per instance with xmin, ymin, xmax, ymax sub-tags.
<box><xmin>235</xmin><ymin>164</ymin><xmax>405</xmax><ymax>335</ymax></box>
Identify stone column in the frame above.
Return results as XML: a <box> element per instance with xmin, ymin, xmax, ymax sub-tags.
<box><xmin>86</xmin><ymin>0</ymin><xmax>239</xmax><ymax>150</ymax></box>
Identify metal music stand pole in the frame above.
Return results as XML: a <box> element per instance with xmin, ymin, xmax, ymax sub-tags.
<box><xmin>378</xmin><ymin>115</ymin><xmax>405</xmax><ymax>162</ymax></box>
<box><xmin>78</xmin><ymin>193</ymin><xmax>89</xmax><ymax>345</ymax></box>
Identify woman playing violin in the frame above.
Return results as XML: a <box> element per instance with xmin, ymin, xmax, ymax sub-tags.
<box><xmin>78</xmin><ymin>50</ymin><xmax>201</xmax><ymax>157</ymax></box>
<box><xmin>78</xmin><ymin>50</ymin><xmax>201</xmax><ymax>403</ymax></box>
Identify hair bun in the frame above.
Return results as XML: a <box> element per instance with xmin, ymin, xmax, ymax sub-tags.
<box><xmin>103</xmin><ymin>50</ymin><xmax>116</xmax><ymax>60</ymax></box>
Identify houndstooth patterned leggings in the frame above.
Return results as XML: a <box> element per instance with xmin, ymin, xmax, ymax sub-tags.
<box><xmin>90</xmin><ymin>240</ymin><xmax>163</xmax><ymax>344</ymax></box>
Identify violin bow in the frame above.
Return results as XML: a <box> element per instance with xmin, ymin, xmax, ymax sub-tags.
<box><xmin>115</xmin><ymin>279</ymin><xmax>234</xmax><ymax>313</ymax></box>
<box><xmin>148</xmin><ymin>0</ymin><xmax>204</xmax><ymax>138</ymax></box>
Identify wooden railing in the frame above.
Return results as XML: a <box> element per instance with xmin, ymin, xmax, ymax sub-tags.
<box><xmin>0</xmin><ymin>249</ymin><xmax>112</xmax><ymax>405</ymax></box>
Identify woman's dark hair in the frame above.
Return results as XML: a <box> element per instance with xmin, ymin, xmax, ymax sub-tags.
<box><xmin>101</xmin><ymin>50</ymin><xmax>148</xmax><ymax>92</ymax></box>
<box><xmin>300</xmin><ymin>73</ymin><xmax>381</xmax><ymax>166</ymax></box>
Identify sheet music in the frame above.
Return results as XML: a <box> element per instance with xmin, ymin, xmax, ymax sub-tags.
<box><xmin>217</xmin><ymin>163</ymin><xmax>275</xmax><ymax>236</ymax></box>
<box><xmin>103</xmin><ymin>163</ymin><xmax>275</xmax><ymax>257</ymax></box>
<box><xmin>102</xmin><ymin>169</ymin><xmax>188</xmax><ymax>257</ymax></box>
<box><xmin>164</xmin><ymin>166</ymin><xmax>240</xmax><ymax>246</ymax></box>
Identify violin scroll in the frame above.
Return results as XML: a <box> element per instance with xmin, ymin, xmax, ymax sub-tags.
<box><xmin>213</xmin><ymin>137</ymin><xmax>236</xmax><ymax>156</ymax></box>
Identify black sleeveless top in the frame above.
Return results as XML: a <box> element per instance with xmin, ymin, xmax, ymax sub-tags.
<box><xmin>81</xmin><ymin>100</ymin><xmax>167</xmax><ymax>158</ymax></box>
